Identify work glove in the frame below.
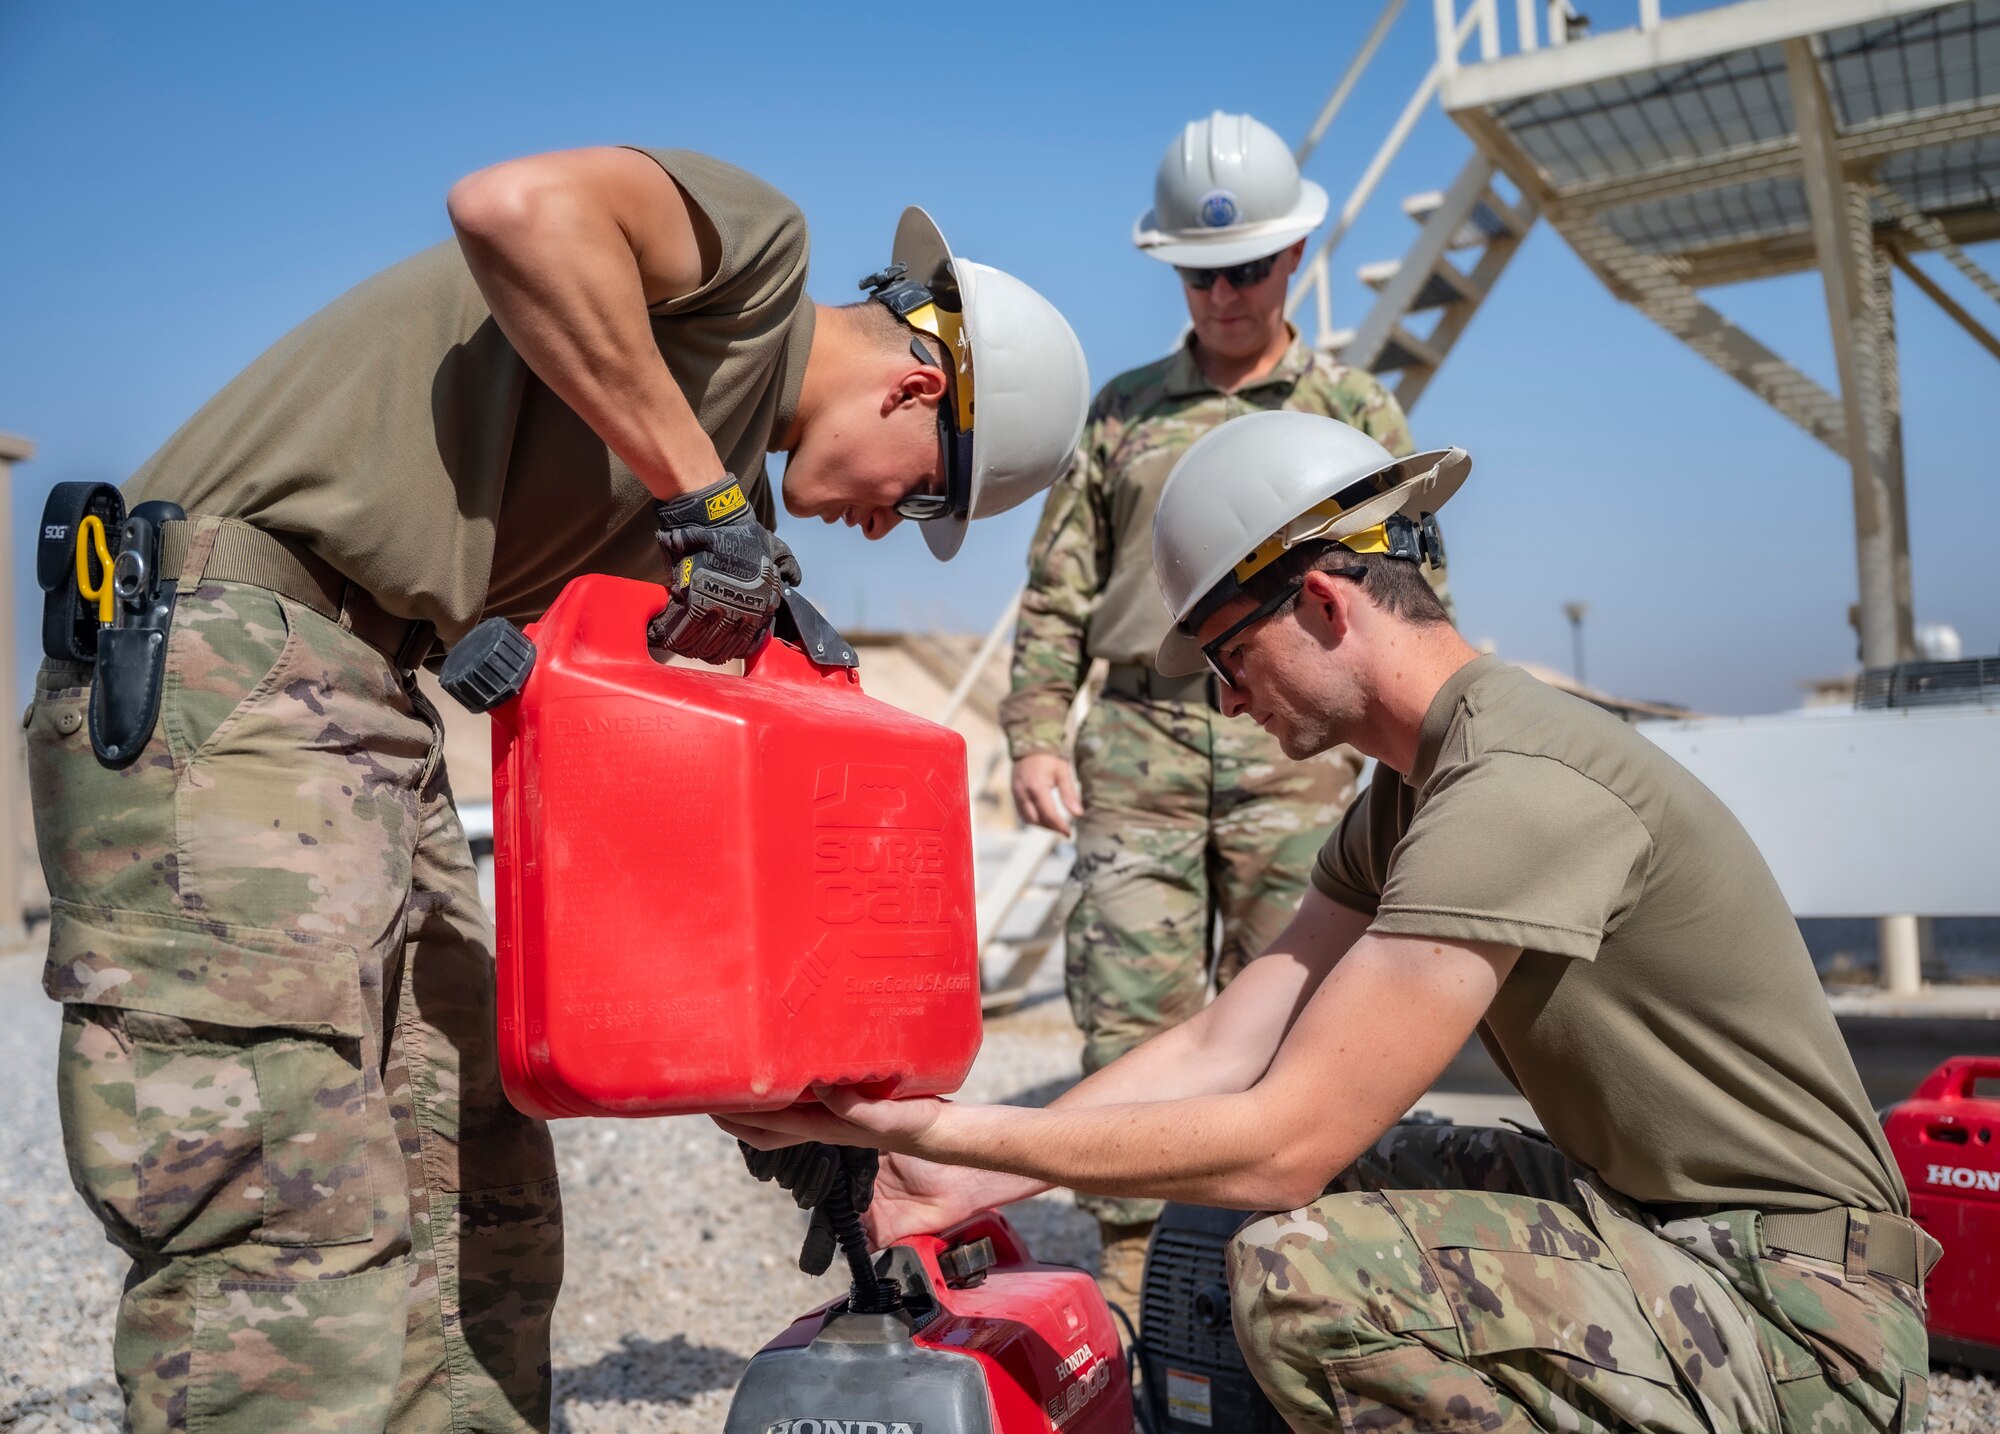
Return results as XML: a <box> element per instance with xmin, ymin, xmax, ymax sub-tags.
<box><xmin>738</xmin><ymin>1139</ymin><xmax>879</xmax><ymax>1277</ymax></box>
<box><xmin>650</xmin><ymin>474</ymin><xmax>802</xmax><ymax>663</ymax></box>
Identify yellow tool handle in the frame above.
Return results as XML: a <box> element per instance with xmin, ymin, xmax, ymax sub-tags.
<box><xmin>75</xmin><ymin>515</ymin><xmax>114</xmax><ymax>624</ymax></box>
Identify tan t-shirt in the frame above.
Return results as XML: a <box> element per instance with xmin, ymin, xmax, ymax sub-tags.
<box><xmin>1313</xmin><ymin>655</ymin><xmax>1905</xmax><ymax>1217</ymax></box>
<box><xmin>128</xmin><ymin>149</ymin><xmax>813</xmax><ymax>644</ymax></box>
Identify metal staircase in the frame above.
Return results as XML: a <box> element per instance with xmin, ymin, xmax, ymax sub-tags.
<box><xmin>1329</xmin><ymin>155</ymin><xmax>1538</xmax><ymax>410</ymax></box>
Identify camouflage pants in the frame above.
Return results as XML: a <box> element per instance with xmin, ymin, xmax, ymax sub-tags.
<box><xmin>1229</xmin><ymin>1123</ymin><xmax>1931</xmax><ymax>1433</ymax></box>
<box><xmin>1067</xmin><ymin>693</ymin><xmax>1360</xmax><ymax>1225</ymax></box>
<box><xmin>27</xmin><ymin>578</ymin><xmax>562</xmax><ymax>1433</ymax></box>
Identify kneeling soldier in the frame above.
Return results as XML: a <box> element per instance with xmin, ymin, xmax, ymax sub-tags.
<box><xmin>730</xmin><ymin>410</ymin><xmax>1937</xmax><ymax>1434</ymax></box>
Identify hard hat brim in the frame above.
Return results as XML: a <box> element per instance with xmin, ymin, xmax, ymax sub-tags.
<box><xmin>1132</xmin><ymin>180</ymin><xmax>1328</xmax><ymax>268</ymax></box>
<box><xmin>1155</xmin><ymin>627</ymin><xmax>1209</xmax><ymax>679</ymax></box>
<box><xmin>921</xmin><ymin>511</ymin><xmax>968</xmax><ymax>560</ymax></box>
<box><xmin>892</xmin><ymin>205</ymin><xmax>954</xmax><ymax>294</ymax></box>
<box><xmin>1151</xmin><ymin>445</ymin><xmax>1472</xmax><ymax>678</ymax></box>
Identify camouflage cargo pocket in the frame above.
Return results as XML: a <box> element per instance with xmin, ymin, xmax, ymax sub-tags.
<box><xmin>1321</xmin><ymin>1344</ymin><xmax>1508</xmax><ymax>1433</ymax></box>
<box><xmin>188</xmin><ymin>1262</ymin><xmax>406</xmax><ymax>1431</ymax></box>
<box><xmin>24</xmin><ymin>657</ymin><xmax>181</xmax><ymax>919</ymax></box>
<box><xmin>1383</xmin><ymin>1191</ymin><xmax>1692</xmax><ymax>1423</ymax></box>
<box><xmin>25</xmin><ymin>583</ymin><xmax>296</xmax><ymax>921</ymax></box>
<box><xmin>1755</xmin><ymin>1254</ymin><xmax>1926</xmax><ymax>1432</ymax></box>
<box><xmin>58</xmin><ymin>1005</ymin><xmax>374</xmax><ymax>1256</ymax></box>
<box><xmin>45</xmin><ymin>821</ymin><xmax>380</xmax><ymax>1260</ymax></box>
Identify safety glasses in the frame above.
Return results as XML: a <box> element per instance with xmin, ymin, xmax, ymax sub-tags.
<box><xmin>893</xmin><ymin>336</ymin><xmax>973</xmax><ymax>522</ymax></box>
<box><xmin>1176</xmin><ymin>253</ymin><xmax>1283</xmax><ymax>291</ymax></box>
<box><xmin>1198</xmin><ymin>580</ymin><xmax>1302</xmax><ymax>688</ymax></box>
<box><xmin>1196</xmin><ymin>563</ymin><xmax>1367</xmax><ymax>688</ymax></box>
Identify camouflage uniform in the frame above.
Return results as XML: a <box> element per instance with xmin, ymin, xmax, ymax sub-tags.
<box><xmin>28</xmin><ymin>569</ymin><xmax>560</xmax><ymax>1432</ymax></box>
<box><xmin>1231</xmin><ymin>1122</ymin><xmax>1935</xmax><ymax>1433</ymax></box>
<box><xmin>1000</xmin><ymin>334</ymin><xmax>1414</xmax><ymax>1229</ymax></box>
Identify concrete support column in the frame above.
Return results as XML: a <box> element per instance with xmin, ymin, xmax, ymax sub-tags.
<box><xmin>1786</xmin><ymin>41</ymin><xmax>1926</xmax><ymax>992</ymax></box>
<box><xmin>0</xmin><ymin>433</ymin><xmax>35</xmax><ymax>950</ymax></box>
<box><xmin>1880</xmin><ymin>915</ymin><xmax>1923</xmax><ymax>995</ymax></box>
<box><xmin>1785</xmin><ymin>39</ymin><xmax>1917</xmax><ymax>669</ymax></box>
<box><xmin>1867</xmin><ymin>227</ymin><xmax>1917</xmax><ymax>650</ymax></box>
<box><xmin>1867</xmin><ymin>246</ymin><xmax>1932</xmax><ymax>988</ymax></box>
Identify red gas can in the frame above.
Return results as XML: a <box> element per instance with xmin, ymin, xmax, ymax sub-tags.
<box><xmin>1883</xmin><ymin>1055</ymin><xmax>2000</xmax><ymax>1367</ymax></box>
<box><xmin>488</xmin><ymin>574</ymin><xmax>982</xmax><ymax>1119</ymax></box>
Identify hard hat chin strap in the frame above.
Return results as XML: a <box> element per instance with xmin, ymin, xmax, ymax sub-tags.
<box><xmin>860</xmin><ymin>261</ymin><xmax>977</xmax><ymax>520</ymax></box>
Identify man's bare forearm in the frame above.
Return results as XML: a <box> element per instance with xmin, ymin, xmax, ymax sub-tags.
<box><xmin>926</xmin><ymin>1090</ymin><xmax>1311</xmax><ymax>1209</ymax></box>
<box><xmin>898</xmin><ymin>934</ymin><xmax>1512</xmax><ymax>1210</ymax></box>
<box><xmin>941</xmin><ymin>955</ymin><xmax>1310</xmax><ymax>1209</ymax></box>
<box><xmin>449</xmin><ymin>150</ymin><xmax>721</xmax><ymax>499</ymax></box>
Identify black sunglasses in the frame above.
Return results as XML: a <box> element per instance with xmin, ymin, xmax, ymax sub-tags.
<box><xmin>1197</xmin><ymin>564</ymin><xmax>1367</xmax><ymax>687</ymax></box>
<box><xmin>1176</xmin><ymin>253</ymin><xmax>1283</xmax><ymax>291</ymax></box>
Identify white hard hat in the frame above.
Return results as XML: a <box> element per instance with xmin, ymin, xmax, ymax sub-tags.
<box><xmin>869</xmin><ymin>208</ymin><xmax>1090</xmax><ymax>561</ymax></box>
<box><xmin>1133</xmin><ymin>112</ymin><xmax>1329</xmax><ymax>269</ymax></box>
<box><xmin>1151</xmin><ymin>411</ymin><xmax>1471</xmax><ymax>677</ymax></box>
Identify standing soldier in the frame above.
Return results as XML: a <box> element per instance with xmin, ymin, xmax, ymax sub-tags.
<box><xmin>28</xmin><ymin>146</ymin><xmax>1086</xmax><ymax>1434</ymax></box>
<box><xmin>998</xmin><ymin>112</ymin><xmax>1420</xmax><ymax>1321</ymax></box>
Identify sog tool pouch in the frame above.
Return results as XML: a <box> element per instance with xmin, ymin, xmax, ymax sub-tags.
<box><xmin>89</xmin><ymin>504</ymin><xmax>185</xmax><ymax>768</ymax></box>
<box><xmin>37</xmin><ymin>481</ymin><xmax>126</xmax><ymax>664</ymax></box>
<box><xmin>87</xmin><ymin>501</ymin><xmax>187</xmax><ymax>768</ymax></box>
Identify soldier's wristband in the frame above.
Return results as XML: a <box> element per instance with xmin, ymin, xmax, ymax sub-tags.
<box><xmin>654</xmin><ymin>473</ymin><xmax>751</xmax><ymax>532</ymax></box>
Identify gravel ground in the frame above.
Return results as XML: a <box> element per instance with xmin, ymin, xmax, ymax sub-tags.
<box><xmin>3</xmin><ymin>942</ymin><xmax>1996</xmax><ymax>1432</ymax></box>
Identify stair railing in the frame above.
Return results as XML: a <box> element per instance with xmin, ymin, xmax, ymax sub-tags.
<box><xmin>1287</xmin><ymin>0</ymin><xmax>1487</xmax><ymax>344</ymax></box>
<box><xmin>1434</xmin><ymin>0</ymin><xmax>1653</xmax><ymax>73</ymax></box>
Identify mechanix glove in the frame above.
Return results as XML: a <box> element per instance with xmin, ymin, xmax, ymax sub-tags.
<box><xmin>650</xmin><ymin>474</ymin><xmax>802</xmax><ymax>663</ymax></box>
<box><xmin>737</xmin><ymin>1139</ymin><xmax>879</xmax><ymax>1277</ymax></box>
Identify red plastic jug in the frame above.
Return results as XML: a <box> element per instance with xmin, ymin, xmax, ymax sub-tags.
<box><xmin>486</xmin><ymin>574</ymin><xmax>982</xmax><ymax>1119</ymax></box>
<box><xmin>1882</xmin><ymin>1056</ymin><xmax>2000</xmax><ymax>1367</ymax></box>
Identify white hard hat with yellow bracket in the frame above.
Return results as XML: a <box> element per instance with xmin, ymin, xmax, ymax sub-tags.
<box><xmin>860</xmin><ymin>207</ymin><xmax>1089</xmax><ymax>560</ymax></box>
<box><xmin>1151</xmin><ymin>410</ymin><xmax>1471</xmax><ymax>678</ymax></box>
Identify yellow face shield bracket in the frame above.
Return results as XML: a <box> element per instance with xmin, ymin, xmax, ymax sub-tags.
<box><xmin>1184</xmin><ymin>510</ymin><xmax>1444</xmax><ymax>638</ymax></box>
<box><xmin>858</xmin><ymin>263</ymin><xmax>977</xmax><ymax>435</ymax></box>
<box><xmin>899</xmin><ymin>300</ymin><xmax>976</xmax><ymax>435</ymax></box>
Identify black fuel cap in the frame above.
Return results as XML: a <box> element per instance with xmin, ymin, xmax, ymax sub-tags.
<box><xmin>440</xmin><ymin>619</ymin><xmax>536</xmax><ymax>713</ymax></box>
<box><xmin>938</xmin><ymin>1235</ymin><xmax>997</xmax><ymax>1288</ymax></box>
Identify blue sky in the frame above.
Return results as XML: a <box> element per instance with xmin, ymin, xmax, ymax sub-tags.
<box><xmin>3</xmin><ymin>1</ymin><xmax>1994</xmax><ymax>713</ymax></box>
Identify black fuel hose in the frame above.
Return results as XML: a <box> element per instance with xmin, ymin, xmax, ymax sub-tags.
<box><xmin>824</xmin><ymin>1180</ymin><xmax>899</xmax><ymax>1314</ymax></box>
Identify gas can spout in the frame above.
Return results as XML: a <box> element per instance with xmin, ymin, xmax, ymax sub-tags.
<box><xmin>825</xmin><ymin>1179</ymin><xmax>901</xmax><ymax>1314</ymax></box>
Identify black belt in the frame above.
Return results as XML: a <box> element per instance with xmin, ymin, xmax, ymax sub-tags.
<box><xmin>1761</xmin><ymin>1207</ymin><xmax>1938</xmax><ymax>1288</ymax></box>
<box><xmin>159</xmin><ymin>518</ymin><xmax>435</xmax><ymax>671</ymax></box>
<box><xmin>1102</xmin><ymin>663</ymin><xmax>1216</xmax><ymax>705</ymax></box>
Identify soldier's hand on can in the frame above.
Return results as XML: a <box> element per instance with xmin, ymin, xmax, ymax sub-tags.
<box><xmin>1010</xmin><ymin>751</ymin><xmax>1082</xmax><ymax>837</ymax></box>
<box><xmin>650</xmin><ymin>474</ymin><xmax>802</xmax><ymax>663</ymax></box>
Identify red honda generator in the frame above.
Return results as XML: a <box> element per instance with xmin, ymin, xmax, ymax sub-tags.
<box><xmin>729</xmin><ymin>1196</ymin><xmax>1290</xmax><ymax>1434</ymax></box>
<box><xmin>1883</xmin><ymin>1055</ymin><xmax>2000</xmax><ymax>1370</ymax></box>
<box><xmin>726</xmin><ymin>1211</ymin><xmax>1133</xmax><ymax>1434</ymax></box>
